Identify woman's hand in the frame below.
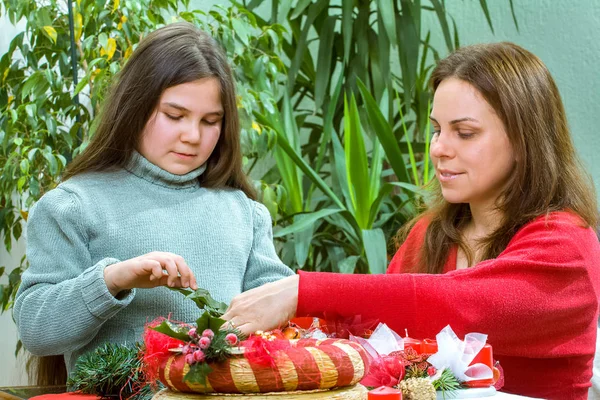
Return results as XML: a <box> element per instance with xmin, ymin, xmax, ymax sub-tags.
<box><xmin>222</xmin><ymin>274</ymin><xmax>299</xmax><ymax>336</ymax></box>
<box><xmin>103</xmin><ymin>251</ymin><xmax>198</xmax><ymax>296</ymax></box>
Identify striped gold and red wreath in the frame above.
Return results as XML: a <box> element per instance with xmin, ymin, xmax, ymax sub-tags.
<box><xmin>156</xmin><ymin>338</ymin><xmax>370</xmax><ymax>394</ymax></box>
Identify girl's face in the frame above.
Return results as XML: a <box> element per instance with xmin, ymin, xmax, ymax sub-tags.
<box><xmin>138</xmin><ymin>78</ymin><xmax>223</xmax><ymax>175</ymax></box>
<box><xmin>429</xmin><ymin>78</ymin><xmax>515</xmax><ymax>211</ymax></box>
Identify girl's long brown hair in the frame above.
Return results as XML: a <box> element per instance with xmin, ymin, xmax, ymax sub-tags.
<box><xmin>34</xmin><ymin>22</ymin><xmax>257</xmax><ymax>386</ymax></box>
<box><xmin>399</xmin><ymin>42</ymin><xmax>597</xmax><ymax>274</ymax></box>
<box><xmin>63</xmin><ymin>22</ymin><xmax>256</xmax><ymax>199</ymax></box>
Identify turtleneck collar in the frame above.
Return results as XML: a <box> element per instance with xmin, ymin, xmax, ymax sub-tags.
<box><xmin>124</xmin><ymin>151</ymin><xmax>206</xmax><ymax>189</ymax></box>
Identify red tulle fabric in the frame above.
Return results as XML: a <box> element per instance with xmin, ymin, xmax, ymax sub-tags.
<box><xmin>242</xmin><ymin>331</ymin><xmax>292</xmax><ymax>367</ymax></box>
<box><xmin>360</xmin><ymin>355</ymin><xmax>406</xmax><ymax>387</ymax></box>
<box><xmin>142</xmin><ymin>317</ymin><xmax>187</xmax><ymax>383</ymax></box>
<box><xmin>321</xmin><ymin>312</ymin><xmax>378</xmax><ymax>339</ymax></box>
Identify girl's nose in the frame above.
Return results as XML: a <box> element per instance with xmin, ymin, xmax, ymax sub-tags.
<box><xmin>181</xmin><ymin>122</ymin><xmax>201</xmax><ymax>144</ymax></box>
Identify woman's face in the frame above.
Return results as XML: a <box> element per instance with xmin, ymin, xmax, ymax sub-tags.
<box><xmin>429</xmin><ymin>78</ymin><xmax>515</xmax><ymax>211</ymax></box>
<box><xmin>138</xmin><ymin>78</ymin><xmax>223</xmax><ymax>175</ymax></box>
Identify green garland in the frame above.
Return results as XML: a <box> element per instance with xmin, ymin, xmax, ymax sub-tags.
<box><xmin>67</xmin><ymin>342</ymin><xmax>159</xmax><ymax>400</ymax></box>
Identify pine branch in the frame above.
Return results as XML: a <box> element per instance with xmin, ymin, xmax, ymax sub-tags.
<box><xmin>432</xmin><ymin>368</ymin><xmax>461</xmax><ymax>399</ymax></box>
<box><xmin>67</xmin><ymin>342</ymin><xmax>157</xmax><ymax>400</ymax></box>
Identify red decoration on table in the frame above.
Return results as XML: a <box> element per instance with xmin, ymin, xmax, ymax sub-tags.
<box><xmin>420</xmin><ymin>338</ymin><xmax>438</xmax><ymax>354</ymax></box>
<box><xmin>320</xmin><ymin>312</ymin><xmax>378</xmax><ymax>339</ymax></box>
<box><xmin>29</xmin><ymin>394</ymin><xmax>99</xmax><ymax>400</ymax></box>
<box><xmin>463</xmin><ymin>344</ymin><xmax>498</xmax><ymax>388</ymax></box>
<box><xmin>368</xmin><ymin>386</ymin><xmax>403</xmax><ymax>399</ymax></box>
<box><xmin>402</xmin><ymin>329</ymin><xmax>421</xmax><ymax>353</ymax></box>
<box><xmin>360</xmin><ymin>354</ymin><xmax>406</xmax><ymax>388</ymax></box>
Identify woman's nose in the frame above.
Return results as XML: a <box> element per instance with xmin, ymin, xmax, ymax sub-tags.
<box><xmin>429</xmin><ymin>131</ymin><xmax>453</xmax><ymax>159</ymax></box>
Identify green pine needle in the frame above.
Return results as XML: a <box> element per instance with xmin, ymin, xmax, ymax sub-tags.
<box><xmin>432</xmin><ymin>368</ymin><xmax>461</xmax><ymax>399</ymax></box>
<box><xmin>67</xmin><ymin>342</ymin><xmax>157</xmax><ymax>400</ymax></box>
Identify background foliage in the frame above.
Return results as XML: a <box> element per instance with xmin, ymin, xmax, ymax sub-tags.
<box><xmin>0</xmin><ymin>0</ymin><xmax>512</xmax><ymax>314</ymax></box>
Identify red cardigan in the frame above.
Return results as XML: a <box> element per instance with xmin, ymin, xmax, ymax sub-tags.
<box><xmin>297</xmin><ymin>212</ymin><xmax>600</xmax><ymax>399</ymax></box>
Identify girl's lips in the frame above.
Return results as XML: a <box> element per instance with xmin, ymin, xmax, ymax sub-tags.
<box><xmin>172</xmin><ymin>152</ymin><xmax>196</xmax><ymax>159</ymax></box>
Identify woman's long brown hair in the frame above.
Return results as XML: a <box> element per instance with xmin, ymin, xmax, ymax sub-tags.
<box><xmin>63</xmin><ymin>22</ymin><xmax>256</xmax><ymax>199</ymax></box>
<box><xmin>398</xmin><ymin>42</ymin><xmax>597</xmax><ymax>274</ymax></box>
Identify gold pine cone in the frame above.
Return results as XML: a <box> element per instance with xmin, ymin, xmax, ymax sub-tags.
<box><xmin>399</xmin><ymin>377</ymin><xmax>437</xmax><ymax>400</ymax></box>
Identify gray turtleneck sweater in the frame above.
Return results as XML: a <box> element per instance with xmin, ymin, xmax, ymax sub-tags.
<box><xmin>14</xmin><ymin>152</ymin><xmax>293</xmax><ymax>372</ymax></box>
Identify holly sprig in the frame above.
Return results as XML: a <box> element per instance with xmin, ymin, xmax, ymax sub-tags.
<box><xmin>149</xmin><ymin>288</ymin><xmax>245</xmax><ymax>386</ymax></box>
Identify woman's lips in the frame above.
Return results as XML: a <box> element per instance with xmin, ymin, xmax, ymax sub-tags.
<box><xmin>437</xmin><ymin>169</ymin><xmax>464</xmax><ymax>182</ymax></box>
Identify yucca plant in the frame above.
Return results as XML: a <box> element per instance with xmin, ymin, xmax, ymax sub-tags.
<box><xmin>244</xmin><ymin>0</ymin><xmax>516</xmax><ymax>273</ymax></box>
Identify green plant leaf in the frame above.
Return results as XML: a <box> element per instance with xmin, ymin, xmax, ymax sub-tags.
<box><xmin>429</xmin><ymin>0</ymin><xmax>453</xmax><ymax>52</ymax></box>
<box><xmin>286</xmin><ymin>0</ymin><xmax>328</xmax><ymax>93</ymax></box>
<box><xmin>294</xmin><ymin>216</ymin><xmax>314</xmax><ymax>268</ymax></box>
<box><xmin>290</xmin><ymin>0</ymin><xmax>313</xmax><ymax>19</ymax></box>
<box><xmin>376</xmin><ymin>0</ymin><xmax>396</xmax><ymax>46</ymax></box>
<box><xmin>42</xmin><ymin>26</ymin><xmax>57</xmax><ymax>44</ymax></box>
<box><xmin>357</xmin><ymin>79</ymin><xmax>411</xmax><ymax>185</ymax></box>
<box><xmin>274</xmin><ymin>208</ymin><xmax>341</xmax><ymax>238</ymax></box>
<box><xmin>331</xmin><ymin>130</ymin><xmax>352</xmax><ymax>212</ymax></box>
<box><xmin>150</xmin><ymin>319</ymin><xmax>190</xmax><ymax>341</ymax></box>
<box><xmin>338</xmin><ymin>255</ymin><xmax>359</xmax><ymax>274</ymax></box>
<box><xmin>314</xmin><ymin>15</ymin><xmax>336</xmax><ymax>110</ymax></box>
<box><xmin>344</xmin><ymin>93</ymin><xmax>371</xmax><ymax>229</ymax></box>
<box><xmin>256</xmin><ymin>111</ymin><xmax>345</xmax><ymax>210</ymax></box>
<box><xmin>183</xmin><ymin>362</ymin><xmax>212</xmax><ymax>386</ymax></box>
<box><xmin>478</xmin><ymin>0</ymin><xmax>494</xmax><ymax>33</ymax></box>
<box><xmin>341</xmin><ymin>0</ymin><xmax>353</xmax><ymax>63</ymax></box>
<box><xmin>362</xmin><ymin>228</ymin><xmax>387</xmax><ymax>274</ymax></box>
<box><xmin>171</xmin><ymin>287</ymin><xmax>228</xmax><ymax>316</ymax></box>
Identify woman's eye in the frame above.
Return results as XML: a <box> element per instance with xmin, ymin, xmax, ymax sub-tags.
<box><xmin>204</xmin><ymin>119</ymin><xmax>221</xmax><ymax>126</ymax></box>
<box><xmin>458</xmin><ymin>132</ymin><xmax>474</xmax><ymax>139</ymax></box>
<box><xmin>165</xmin><ymin>114</ymin><xmax>182</xmax><ymax>121</ymax></box>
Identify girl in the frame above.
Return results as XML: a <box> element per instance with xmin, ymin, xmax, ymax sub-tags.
<box><xmin>222</xmin><ymin>42</ymin><xmax>600</xmax><ymax>399</ymax></box>
<box><xmin>14</xmin><ymin>22</ymin><xmax>293</xmax><ymax>375</ymax></box>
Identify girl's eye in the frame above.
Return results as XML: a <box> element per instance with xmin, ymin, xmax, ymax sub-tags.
<box><xmin>204</xmin><ymin>119</ymin><xmax>221</xmax><ymax>126</ymax></box>
<box><xmin>165</xmin><ymin>114</ymin><xmax>183</xmax><ymax>121</ymax></box>
<box><xmin>458</xmin><ymin>132</ymin><xmax>474</xmax><ymax>139</ymax></box>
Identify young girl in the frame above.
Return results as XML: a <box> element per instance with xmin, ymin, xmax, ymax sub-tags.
<box><xmin>14</xmin><ymin>22</ymin><xmax>293</xmax><ymax>374</ymax></box>
<box><xmin>223</xmin><ymin>42</ymin><xmax>600</xmax><ymax>399</ymax></box>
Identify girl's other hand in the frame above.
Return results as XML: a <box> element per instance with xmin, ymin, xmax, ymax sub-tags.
<box><xmin>221</xmin><ymin>274</ymin><xmax>299</xmax><ymax>336</ymax></box>
<box><xmin>103</xmin><ymin>251</ymin><xmax>198</xmax><ymax>296</ymax></box>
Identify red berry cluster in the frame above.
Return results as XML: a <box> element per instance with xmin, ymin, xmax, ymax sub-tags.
<box><xmin>182</xmin><ymin>328</ymin><xmax>239</xmax><ymax>366</ymax></box>
<box><xmin>182</xmin><ymin>328</ymin><xmax>215</xmax><ymax>365</ymax></box>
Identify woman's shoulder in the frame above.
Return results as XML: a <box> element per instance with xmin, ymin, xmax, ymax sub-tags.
<box><xmin>507</xmin><ymin>210</ymin><xmax>599</xmax><ymax>259</ymax></box>
<box><xmin>521</xmin><ymin>210</ymin><xmax>593</xmax><ymax>235</ymax></box>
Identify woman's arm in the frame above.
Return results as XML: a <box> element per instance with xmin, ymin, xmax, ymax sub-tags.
<box><xmin>298</xmin><ymin>212</ymin><xmax>600</xmax><ymax>358</ymax></box>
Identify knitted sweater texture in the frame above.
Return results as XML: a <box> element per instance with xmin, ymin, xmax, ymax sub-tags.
<box><xmin>14</xmin><ymin>152</ymin><xmax>293</xmax><ymax>371</ymax></box>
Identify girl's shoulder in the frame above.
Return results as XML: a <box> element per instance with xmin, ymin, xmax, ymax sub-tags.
<box><xmin>33</xmin><ymin>168</ymin><xmax>129</xmax><ymax>211</ymax></box>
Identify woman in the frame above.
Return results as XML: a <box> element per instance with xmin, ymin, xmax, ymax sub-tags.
<box><xmin>223</xmin><ymin>42</ymin><xmax>600</xmax><ymax>399</ymax></box>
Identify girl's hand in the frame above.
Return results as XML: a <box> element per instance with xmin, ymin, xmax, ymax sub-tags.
<box><xmin>103</xmin><ymin>252</ymin><xmax>198</xmax><ymax>296</ymax></box>
<box><xmin>221</xmin><ymin>275</ymin><xmax>299</xmax><ymax>336</ymax></box>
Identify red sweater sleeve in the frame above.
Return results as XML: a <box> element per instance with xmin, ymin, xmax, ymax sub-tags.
<box><xmin>297</xmin><ymin>212</ymin><xmax>600</xmax><ymax>397</ymax></box>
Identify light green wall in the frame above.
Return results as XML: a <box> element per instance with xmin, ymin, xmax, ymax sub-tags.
<box><xmin>425</xmin><ymin>0</ymin><xmax>600</xmax><ymax>200</ymax></box>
